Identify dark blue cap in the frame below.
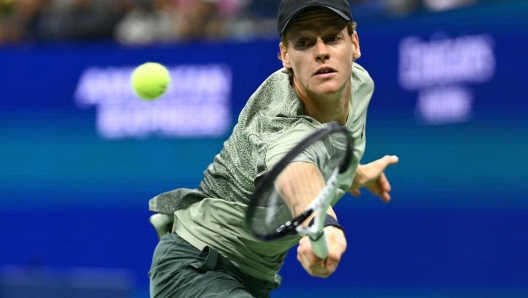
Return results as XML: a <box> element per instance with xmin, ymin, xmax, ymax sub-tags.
<box><xmin>277</xmin><ymin>0</ymin><xmax>353</xmax><ymax>35</ymax></box>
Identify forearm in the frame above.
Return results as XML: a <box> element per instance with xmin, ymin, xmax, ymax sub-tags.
<box><xmin>301</xmin><ymin>205</ymin><xmax>337</xmax><ymax>227</ymax></box>
<box><xmin>278</xmin><ymin>162</ymin><xmax>326</xmax><ymax>217</ymax></box>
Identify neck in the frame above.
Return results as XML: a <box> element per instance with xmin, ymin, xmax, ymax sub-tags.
<box><xmin>294</xmin><ymin>80</ymin><xmax>351</xmax><ymax>125</ymax></box>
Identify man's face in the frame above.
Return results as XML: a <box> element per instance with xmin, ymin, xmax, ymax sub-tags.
<box><xmin>280</xmin><ymin>9</ymin><xmax>360</xmax><ymax>98</ymax></box>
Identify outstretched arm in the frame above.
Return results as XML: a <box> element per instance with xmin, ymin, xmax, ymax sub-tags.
<box><xmin>350</xmin><ymin>155</ymin><xmax>399</xmax><ymax>202</ymax></box>
<box><xmin>276</xmin><ymin>162</ymin><xmax>347</xmax><ymax>278</ymax></box>
<box><xmin>298</xmin><ymin>155</ymin><xmax>398</xmax><ymax>277</ymax></box>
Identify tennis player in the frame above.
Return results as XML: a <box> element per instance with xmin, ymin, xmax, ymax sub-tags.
<box><xmin>148</xmin><ymin>0</ymin><xmax>399</xmax><ymax>296</ymax></box>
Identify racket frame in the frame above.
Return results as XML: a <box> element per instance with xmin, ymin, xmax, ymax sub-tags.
<box><xmin>245</xmin><ymin>122</ymin><xmax>354</xmax><ymax>258</ymax></box>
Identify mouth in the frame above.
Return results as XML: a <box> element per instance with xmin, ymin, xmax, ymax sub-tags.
<box><xmin>314</xmin><ymin>67</ymin><xmax>337</xmax><ymax>76</ymax></box>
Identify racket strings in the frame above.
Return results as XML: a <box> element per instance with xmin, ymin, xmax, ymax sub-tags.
<box><xmin>249</xmin><ymin>131</ymin><xmax>348</xmax><ymax>238</ymax></box>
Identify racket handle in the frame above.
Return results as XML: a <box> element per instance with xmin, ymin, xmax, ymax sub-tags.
<box><xmin>309</xmin><ymin>232</ymin><xmax>329</xmax><ymax>259</ymax></box>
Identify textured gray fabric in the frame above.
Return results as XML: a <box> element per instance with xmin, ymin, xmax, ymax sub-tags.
<box><xmin>149</xmin><ymin>68</ymin><xmax>309</xmax><ymax>214</ymax></box>
<box><xmin>149</xmin><ymin>189</ymin><xmax>205</xmax><ymax>214</ymax></box>
<box><xmin>149</xmin><ymin>64</ymin><xmax>372</xmax><ymax>215</ymax></box>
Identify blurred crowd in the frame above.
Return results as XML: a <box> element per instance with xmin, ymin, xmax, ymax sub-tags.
<box><xmin>0</xmin><ymin>0</ymin><xmax>495</xmax><ymax>45</ymax></box>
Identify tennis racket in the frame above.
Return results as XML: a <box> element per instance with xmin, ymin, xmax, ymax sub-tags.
<box><xmin>245</xmin><ymin>122</ymin><xmax>354</xmax><ymax>259</ymax></box>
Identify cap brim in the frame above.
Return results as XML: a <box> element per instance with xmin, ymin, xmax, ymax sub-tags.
<box><xmin>280</xmin><ymin>5</ymin><xmax>351</xmax><ymax>35</ymax></box>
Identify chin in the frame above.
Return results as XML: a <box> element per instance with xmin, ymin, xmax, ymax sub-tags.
<box><xmin>313</xmin><ymin>82</ymin><xmax>344</xmax><ymax>95</ymax></box>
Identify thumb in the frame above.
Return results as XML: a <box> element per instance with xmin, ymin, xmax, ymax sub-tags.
<box><xmin>326</xmin><ymin>260</ymin><xmax>337</xmax><ymax>272</ymax></box>
<box><xmin>381</xmin><ymin>155</ymin><xmax>399</xmax><ymax>167</ymax></box>
<box><xmin>369</xmin><ymin>155</ymin><xmax>398</xmax><ymax>174</ymax></box>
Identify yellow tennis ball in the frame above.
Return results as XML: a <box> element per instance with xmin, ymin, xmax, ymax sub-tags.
<box><xmin>131</xmin><ymin>62</ymin><xmax>171</xmax><ymax>100</ymax></box>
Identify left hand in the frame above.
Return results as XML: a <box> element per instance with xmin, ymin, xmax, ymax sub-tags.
<box><xmin>350</xmin><ymin>155</ymin><xmax>399</xmax><ymax>202</ymax></box>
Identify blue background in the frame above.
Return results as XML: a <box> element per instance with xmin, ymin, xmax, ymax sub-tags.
<box><xmin>1</xmin><ymin>1</ymin><xmax>527</xmax><ymax>297</ymax></box>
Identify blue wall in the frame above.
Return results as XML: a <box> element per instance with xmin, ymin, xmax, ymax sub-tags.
<box><xmin>1</xmin><ymin>1</ymin><xmax>527</xmax><ymax>297</ymax></box>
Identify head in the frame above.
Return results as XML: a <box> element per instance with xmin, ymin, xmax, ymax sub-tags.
<box><xmin>277</xmin><ymin>0</ymin><xmax>360</xmax><ymax>97</ymax></box>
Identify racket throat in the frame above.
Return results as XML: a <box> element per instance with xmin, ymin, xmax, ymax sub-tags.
<box><xmin>296</xmin><ymin>223</ymin><xmax>323</xmax><ymax>239</ymax></box>
<box><xmin>309</xmin><ymin>231</ymin><xmax>325</xmax><ymax>241</ymax></box>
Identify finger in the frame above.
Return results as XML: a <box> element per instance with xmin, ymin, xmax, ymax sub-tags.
<box><xmin>377</xmin><ymin>174</ymin><xmax>391</xmax><ymax>202</ymax></box>
<box><xmin>379</xmin><ymin>173</ymin><xmax>391</xmax><ymax>193</ymax></box>
<box><xmin>297</xmin><ymin>241</ymin><xmax>314</xmax><ymax>269</ymax></box>
<box><xmin>297</xmin><ymin>250</ymin><xmax>328</xmax><ymax>277</ymax></box>
<box><xmin>326</xmin><ymin>261</ymin><xmax>337</xmax><ymax>272</ymax></box>
<box><xmin>298</xmin><ymin>237</ymin><xmax>320</xmax><ymax>263</ymax></box>
<box><xmin>298</xmin><ymin>237</ymin><xmax>313</xmax><ymax>258</ymax></box>
<box><xmin>371</xmin><ymin>155</ymin><xmax>398</xmax><ymax>171</ymax></box>
<box><xmin>382</xmin><ymin>155</ymin><xmax>399</xmax><ymax>167</ymax></box>
<box><xmin>324</xmin><ymin>227</ymin><xmax>346</xmax><ymax>272</ymax></box>
<box><xmin>381</xmin><ymin>191</ymin><xmax>391</xmax><ymax>202</ymax></box>
<box><xmin>351</xmin><ymin>189</ymin><xmax>360</xmax><ymax>196</ymax></box>
<box><xmin>325</xmin><ymin>253</ymin><xmax>340</xmax><ymax>272</ymax></box>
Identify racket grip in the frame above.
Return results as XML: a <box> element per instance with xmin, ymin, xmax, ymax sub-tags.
<box><xmin>309</xmin><ymin>232</ymin><xmax>329</xmax><ymax>259</ymax></box>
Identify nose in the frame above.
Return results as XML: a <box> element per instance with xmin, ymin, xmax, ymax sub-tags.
<box><xmin>314</xmin><ymin>39</ymin><xmax>330</xmax><ymax>62</ymax></box>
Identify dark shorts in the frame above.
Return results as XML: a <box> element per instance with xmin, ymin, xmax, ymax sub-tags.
<box><xmin>149</xmin><ymin>232</ymin><xmax>280</xmax><ymax>298</ymax></box>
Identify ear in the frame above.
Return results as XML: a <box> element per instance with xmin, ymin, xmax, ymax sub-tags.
<box><xmin>352</xmin><ymin>32</ymin><xmax>361</xmax><ymax>60</ymax></box>
<box><xmin>279</xmin><ymin>42</ymin><xmax>292</xmax><ymax>69</ymax></box>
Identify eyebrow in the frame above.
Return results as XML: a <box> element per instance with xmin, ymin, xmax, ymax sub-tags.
<box><xmin>288</xmin><ymin>15</ymin><xmax>346</xmax><ymax>36</ymax></box>
<box><xmin>288</xmin><ymin>22</ymin><xmax>344</xmax><ymax>39</ymax></box>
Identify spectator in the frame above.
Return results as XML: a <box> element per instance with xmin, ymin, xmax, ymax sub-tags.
<box><xmin>115</xmin><ymin>0</ymin><xmax>183</xmax><ymax>44</ymax></box>
<box><xmin>0</xmin><ymin>0</ymin><xmax>48</xmax><ymax>43</ymax></box>
<box><xmin>0</xmin><ymin>0</ymin><xmax>488</xmax><ymax>45</ymax></box>
<box><xmin>177</xmin><ymin>0</ymin><xmax>225</xmax><ymax>41</ymax></box>
<box><xmin>39</xmin><ymin>0</ymin><xmax>123</xmax><ymax>41</ymax></box>
<box><xmin>116</xmin><ymin>0</ymin><xmax>232</xmax><ymax>44</ymax></box>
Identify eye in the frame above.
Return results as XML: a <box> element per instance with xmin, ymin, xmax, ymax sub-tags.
<box><xmin>297</xmin><ymin>39</ymin><xmax>310</xmax><ymax>47</ymax></box>
<box><xmin>326</xmin><ymin>36</ymin><xmax>341</xmax><ymax>43</ymax></box>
